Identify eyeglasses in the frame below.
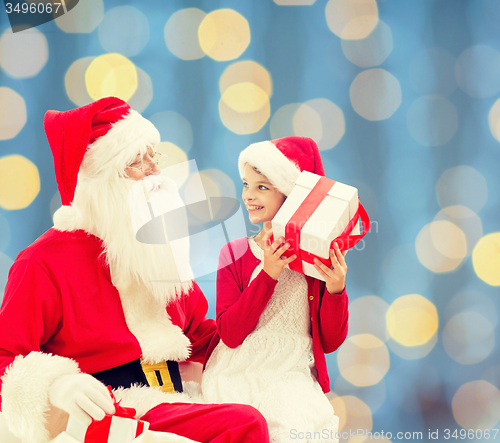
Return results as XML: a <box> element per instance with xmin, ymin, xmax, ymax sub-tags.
<box><xmin>127</xmin><ymin>152</ymin><xmax>168</xmax><ymax>173</ymax></box>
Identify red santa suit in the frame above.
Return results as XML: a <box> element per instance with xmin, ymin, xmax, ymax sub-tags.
<box><xmin>0</xmin><ymin>97</ymin><xmax>269</xmax><ymax>443</ymax></box>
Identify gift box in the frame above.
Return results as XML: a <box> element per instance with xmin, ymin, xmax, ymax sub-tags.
<box><xmin>66</xmin><ymin>388</ymin><xmax>149</xmax><ymax>443</ymax></box>
<box><xmin>272</xmin><ymin>171</ymin><xmax>370</xmax><ymax>281</ymax></box>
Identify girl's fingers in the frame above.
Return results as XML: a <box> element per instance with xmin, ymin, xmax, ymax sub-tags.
<box><xmin>261</xmin><ymin>229</ymin><xmax>273</xmax><ymax>247</ymax></box>
<box><xmin>285</xmin><ymin>254</ymin><xmax>297</xmax><ymax>264</ymax></box>
<box><xmin>334</xmin><ymin>242</ymin><xmax>347</xmax><ymax>267</ymax></box>
<box><xmin>330</xmin><ymin>247</ymin><xmax>340</xmax><ymax>268</ymax></box>
<box><xmin>314</xmin><ymin>259</ymin><xmax>332</xmax><ymax>277</ymax></box>
<box><xmin>275</xmin><ymin>241</ymin><xmax>291</xmax><ymax>256</ymax></box>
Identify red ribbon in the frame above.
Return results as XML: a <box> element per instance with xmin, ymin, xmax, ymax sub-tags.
<box><xmin>278</xmin><ymin>176</ymin><xmax>371</xmax><ymax>274</ymax></box>
<box><xmin>83</xmin><ymin>387</ymin><xmax>144</xmax><ymax>442</ymax></box>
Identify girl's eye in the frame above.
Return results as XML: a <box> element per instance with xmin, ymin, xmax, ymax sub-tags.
<box><xmin>259</xmin><ymin>185</ymin><xmax>268</xmax><ymax>190</ymax></box>
<box><xmin>243</xmin><ymin>182</ymin><xmax>248</xmax><ymax>187</ymax></box>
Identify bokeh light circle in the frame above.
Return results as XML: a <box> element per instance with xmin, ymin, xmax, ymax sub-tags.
<box><xmin>443</xmin><ymin>312</ymin><xmax>495</xmax><ymax>365</ymax></box>
<box><xmin>456</xmin><ymin>45</ymin><xmax>500</xmax><ymax>99</ymax></box>
<box><xmin>488</xmin><ymin>97</ymin><xmax>500</xmax><ymax>143</ymax></box>
<box><xmin>270</xmin><ymin>103</ymin><xmax>302</xmax><ymax>140</ymax></box>
<box><xmin>386</xmin><ymin>294</ymin><xmax>438</xmax><ymax>347</ymax></box>
<box><xmin>436</xmin><ymin>166</ymin><xmax>488</xmax><ymax>213</ymax></box>
<box><xmin>325</xmin><ymin>0</ymin><xmax>379</xmax><ymax>40</ymax></box>
<box><xmin>296</xmin><ymin>99</ymin><xmax>346</xmax><ymax>151</ymax></box>
<box><xmin>270</xmin><ymin>100</ymin><xmax>345</xmax><ymax>150</ymax></box>
<box><xmin>219</xmin><ymin>94</ymin><xmax>270</xmax><ymax>135</ymax></box>
<box><xmin>292</xmin><ymin>103</ymin><xmax>322</xmax><ymax>144</ymax></box>
<box><xmin>221</xmin><ymin>83</ymin><xmax>269</xmax><ymax>114</ymax></box>
<box><xmin>341</xmin><ymin>20</ymin><xmax>393</xmax><ymax>68</ymax></box>
<box><xmin>445</xmin><ymin>290</ymin><xmax>497</xmax><ymax>329</ymax></box>
<box><xmin>409</xmin><ymin>47</ymin><xmax>457</xmax><ymax>96</ymax></box>
<box><xmin>388</xmin><ymin>334</ymin><xmax>437</xmax><ymax>360</ymax></box>
<box><xmin>434</xmin><ymin>206</ymin><xmax>482</xmax><ymax>256</ymax></box>
<box><xmin>165</xmin><ymin>8</ymin><xmax>206</xmax><ymax>61</ymax></box>
<box><xmin>198</xmin><ymin>9</ymin><xmax>250</xmax><ymax>61</ymax></box>
<box><xmin>0</xmin><ymin>88</ymin><xmax>27</xmax><ymax>140</ymax></box>
<box><xmin>55</xmin><ymin>0</ymin><xmax>104</xmax><ymax>33</ymax></box>
<box><xmin>85</xmin><ymin>53</ymin><xmax>138</xmax><ymax>101</ymax></box>
<box><xmin>65</xmin><ymin>57</ymin><xmax>94</xmax><ymax>106</ymax></box>
<box><xmin>337</xmin><ymin>334</ymin><xmax>390</xmax><ymax>387</ymax></box>
<box><xmin>98</xmin><ymin>6</ymin><xmax>149</xmax><ymax>57</ymax></box>
<box><xmin>472</xmin><ymin>232</ymin><xmax>500</xmax><ymax>286</ymax></box>
<box><xmin>149</xmin><ymin>111</ymin><xmax>193</xmax><ymax>153</ymax></box>
<box><xmin>415</xmin><ymin>221</ymin><xmax>467</xmax><ymax>273</ymax></box>
<box><xmin>330</xmin><ymin>395</ymin><xmax>372</xmax><ymax>436</ymax></box>
<box><xmin>0</xmin><ymin>155</ymin><xmax>40</xmax><ymax>210</ymax></box>
<box><xmin>0</xmin><ymin>28</ymin><xmax>48</xmax><ymax>78</ymax></box>
<box><xmin>348</xmin><ymin>296</ymin><xmax>389</xmax><ymax>342</ymax></box>
<box><xmin>452</xmin><ymin>381</ymin><xmax>500</xmax><ymax>430</ymax></box>
<box><xmin>220</xmin><ymin>61</ymin><xmax>272</xmax><ymax>98</ymax></box>
<box><xmin>128</xmin><ymin>67</ymin><xmax>154</xmax><ymax>113</ymax></box>
<box><xmin>350</xmin><ymin>69</ymin><xmax>402</xmax><ymax>121</ymax></box>
<box><xmin>406</xmin><ymin>95</ymin><xmax>458</xmax><ymax>147</ymax></box>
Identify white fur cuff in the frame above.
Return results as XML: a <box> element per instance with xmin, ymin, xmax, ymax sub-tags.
<box><xmin>1</xmin><ymin>352</ymin><xmax>80</xmax><ymax>443</ymax></box>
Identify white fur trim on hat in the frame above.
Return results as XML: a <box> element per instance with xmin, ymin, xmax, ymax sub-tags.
<box><xmin>238</xmin><ymin>141</ymin><xmax>301</xmax><ymax>196</ymax></box>
<box><xmin>1</xmin><ymin>351</ymin><xmax>80</xmax><ymax>442</ymax></box>
<box><xmin>82</xmin><ymin>109</ymin><xmax>161</xmax><ymax>179</ymax></box>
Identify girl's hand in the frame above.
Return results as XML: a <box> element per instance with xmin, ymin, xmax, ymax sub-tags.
<box><xmin>313</xmin><ymin>242</ymin><xmax>347</xmax><ymax>294</ymax></box>
<box><xmin>261</xmin><ymin>229</ymin><xmax>297</xmax><ymax>280</ymax></box>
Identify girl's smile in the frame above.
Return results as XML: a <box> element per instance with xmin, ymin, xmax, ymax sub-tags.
<box><xmin>242</xmin><ymin>164</ymin><xmax>286</xmax><ymax>225</ymax></box>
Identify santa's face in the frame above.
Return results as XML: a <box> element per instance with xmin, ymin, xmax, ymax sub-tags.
<box><xmin>124</xmin><ymin>147</ymin><xmax>161</xmax><ymax>180</ymax></box>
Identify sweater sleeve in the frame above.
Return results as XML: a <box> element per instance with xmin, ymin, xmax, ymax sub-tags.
<box><xmin>317</xmin><ymin>283</ymin><xmax>349</xmax><ymax>354</ymax></box>
<box><xmin>177</xmin><ymin>282</ymin><xmax>216</xmax><ymax>364</ymax></box>
<box><xmin>216</xmin><ymin>243</ymin><xmax>278</xmax><ymax>349</ymax></box>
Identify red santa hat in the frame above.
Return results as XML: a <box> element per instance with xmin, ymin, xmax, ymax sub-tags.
<box><xmin>238</xmin><ymin>136</ymin><xmax>325</xmax><ymax>196</ymax></box>
<box><xmin>44</xmin><ymin>97</ymin><xmax>160</xmax><ymax>206</ymax></box>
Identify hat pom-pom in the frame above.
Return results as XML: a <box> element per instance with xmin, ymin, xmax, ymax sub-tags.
<box><xmin>53</xmin><ymin>205</ymin><xmax>82</xmax><ymax>232</ymax></box>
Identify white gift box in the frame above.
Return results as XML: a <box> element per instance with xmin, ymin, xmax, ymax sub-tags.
<box><xmin>66</xmin><ymin>414</ymin><xmax>149</xmax><ymax>443</ymax></box>
<box><xmin>272</xmin><ymin>171</ymin><xmax>361</xmax><ymax>281</ymax></box>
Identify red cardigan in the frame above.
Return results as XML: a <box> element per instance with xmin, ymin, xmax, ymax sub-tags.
<box><xmin>204</xmin><ymin>237</ymin><xmax>349</xmax><ymax>393</ymax></box>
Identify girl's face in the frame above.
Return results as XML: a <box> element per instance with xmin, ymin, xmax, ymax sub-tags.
<box><xmin>242</xmin><ymin>164</ymin><xmax>286</xmax><ymax>224</ymax></box>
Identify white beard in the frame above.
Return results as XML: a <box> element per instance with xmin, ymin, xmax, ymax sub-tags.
<box><xmin>57</xmin><ymin>172</ymin><xmax>193</xmax><ymax>307</ymax></box>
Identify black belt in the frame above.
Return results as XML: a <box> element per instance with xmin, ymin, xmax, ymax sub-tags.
<box><xmin>92</xmin><ymin>359</ymin><xmax>183</xmax><ymax>393</ymax></box>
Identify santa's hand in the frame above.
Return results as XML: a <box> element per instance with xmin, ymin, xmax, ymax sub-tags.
<box><xmin>48</xmin><ymin>373</ymin><xmax>116</xmax><ymax>426</ymax></box>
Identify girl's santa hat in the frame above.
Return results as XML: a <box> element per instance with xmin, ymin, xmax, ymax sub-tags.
<box><xmin>44</xmin><ymin>96</ymin><xmax>160</xmax><ymax>206</ymax></box>
<box><xmin>238</xmin><ymin>136</ymin><xmax>325</xmax><ymax>196</ymax></box>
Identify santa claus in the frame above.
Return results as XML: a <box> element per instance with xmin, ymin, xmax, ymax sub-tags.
<box><xmin>0</xmin><ymin>97</ymin><xmax>268</xmax><ymax>443</ymax></box>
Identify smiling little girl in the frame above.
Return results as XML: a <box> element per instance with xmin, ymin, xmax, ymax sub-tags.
<box><xmin>202</xmin><ymin>137</ymin><xmax>348</xmax><ymax>443</ymax></box>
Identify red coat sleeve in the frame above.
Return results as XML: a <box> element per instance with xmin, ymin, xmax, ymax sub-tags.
<box><xmin>317</xmin><ymin>282</ymin><xmax>349</xmax><ymax>354</ymax></box>
<box><xmin>216</xmin><ymin>244</ymin><xmax>278</xmax><ymax>348</ymax></box>
<box><xmin>0</xmin><ymin>258</ymin><xmax>63</xmax><ymax>408</ymax></box>
<box><xmin>172</xmin><ymin>282</ymin><xmax>216</xmax><ymax>364</ymax></box>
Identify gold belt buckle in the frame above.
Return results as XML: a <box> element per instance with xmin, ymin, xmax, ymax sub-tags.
<box><xmin>141</xmin><ymin>361</ymin><xmax>175</xmax><ymax>393</ymax></box>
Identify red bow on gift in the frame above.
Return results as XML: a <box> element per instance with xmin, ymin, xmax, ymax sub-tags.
<box><xmin>82</xmin><ymin>387</ymin><xmax>146</xmax><ymax>443</ymax></box>
<box><xmin>106</xmin><ymin>386</ymin><xmax>137</xmax><ymax>419</ymax></box>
